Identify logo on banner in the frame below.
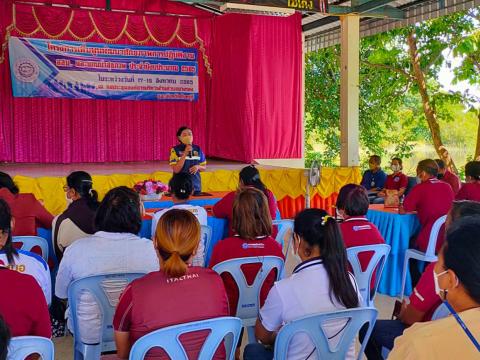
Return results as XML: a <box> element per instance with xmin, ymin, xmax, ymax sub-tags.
<box><xmin>14</xmin><ymin>57</ymin><xmax>39</xmax><ymax>83</ymax></box>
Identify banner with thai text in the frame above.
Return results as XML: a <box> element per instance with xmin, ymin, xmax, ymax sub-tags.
<box><xmin>8</xmin><ymin>37</ymin><xmax>199</xmax><ymax>101</ymax></box>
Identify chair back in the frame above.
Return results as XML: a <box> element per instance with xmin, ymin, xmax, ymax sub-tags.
<box><xmin>201</xmin><ymin>225</ymin><xmax>212</xmax><ymax>266</ymax></box>
<box><xmin>404</xmin><ymin>177</ymin><xmax>418</xmax><ymax>196</ymax></box>
<box><xmin>272</xmin><ymin>219</ymin><xmax>294</xmax><ymax>256</ymax></box>
<box><xmin>7</xmin><ymin>336</ymin><xmax>54</xmax><ymax>360</ymax></box>
<box><xmin>347</xmin><ymin>244</ymin><xmax>391</xmax><ymax>307</ymax></box>
<box><xmin>128</xmin><ymin>317</ymin><xmax>242</xmax><ymax>360</ymax></box>
<box><xmin>12</xmin><ymin>236</ymin><xmax>49</xmax><ymax>262</ymax></box>
<box><xmin>212</xmin><ymin>256</ymin><xmax>284</xmax><ymax>325</ymax></box>
<box><xmin>425</xmin><ymin>215</ymin><xmax>447</xmax><ymax>258</ymax></box>
<box><xmin>431</xmin><ymin>302</ymin><xmax>450</xmax><ymax>320</ymax></box>
<box><xmin>274</xmin><ymin>307</ymin><xmax>378</xmax><ymax>360</ymax></box>
<box><xmin>68</xmin><ymin>273</ymin><xmax>145</xmax><ymax>357</ymax></box>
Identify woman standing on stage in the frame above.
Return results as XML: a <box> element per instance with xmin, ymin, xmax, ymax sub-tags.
<box><xmin>169</xmin><ymin>126</ymin><xmax>207</xmax><ymax>195</ymax></box>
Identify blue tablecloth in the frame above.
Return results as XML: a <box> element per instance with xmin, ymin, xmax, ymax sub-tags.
<box><xmin>143</xmin><ymin>197</ymin><xmax>222</xmax><ymax>209</ymax></box>
<box><xmin>367</xmin><ymin>209</ymin><xmax>420</xmax><ymax>297</ymax></box>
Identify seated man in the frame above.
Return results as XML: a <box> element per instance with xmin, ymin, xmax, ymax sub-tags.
<box><xmin>361</xmin><ymin>155</ymin><xmax>387</xmax><ymax>202</ymax></box>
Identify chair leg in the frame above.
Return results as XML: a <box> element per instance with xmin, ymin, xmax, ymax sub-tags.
<box><xmin>400</xmin><ymin>254</ymin><xmax>410</xmax><ymax>300</ymax></box>
<box><xmin>246</xmin><ymin>326</ymin><xmax>256</xmax><ymax>344</ymax></box>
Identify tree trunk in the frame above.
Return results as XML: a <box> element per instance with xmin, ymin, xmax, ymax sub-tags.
<box><xmin>406</xmin><ymin>31</ymin><xmax>458</xmax><ymax>173</ymax></box>
<box><xmin>475</xmin><ymin>112</ymin><xmax>480</xmax><ymax>160</ymax></box>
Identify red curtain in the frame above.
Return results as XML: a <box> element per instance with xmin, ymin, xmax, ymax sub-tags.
<box><xmin>208</xmin><ymin>13</ymin><xmax>302</xmax><ymax>162</ymax></box>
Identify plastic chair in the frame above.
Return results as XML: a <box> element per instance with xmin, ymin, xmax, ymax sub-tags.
<box><xmin>431</xmin><ymin>302</ymin><xmax>450</xmax><ymax>320</ymax></box>
<box><xmin>68</xmin><ymin>273</ymin><xmax>146</xmax><ymax>360</ymax></box>
<box><xmin>212</xmin><ymin>256</ymin><xmax>285</xmax><ymax>343</ymax></box>
<box><xmin>272</xmin><ymin>219</ymin><xmax>294</xmax><ymax>257</ymax></box>
<box><xmin>128</xmin><ymin>316</ymin><xmax>242</xmax><ymax>360</ymax></box>
<box><xmin>12</xmin><ymin>236</ymin><xmax>49</xmax><ymax>262</ymax></box>
<box><xmin>347</xmin><ymin>244</ymin><xmax>391</xmax><ymax>307</ymax></box>
<box><xmin>274</xmin><ymin>307</ymin><xmax>378</xmax><ymax>360</ymax></box>
<box><xmin>400</xmin><ymin>215</ymin><xmax>447</xmax><ymax>299</ymax></box>
<box><xmin>201</xmin><ymin>224</ymin><xmax>212</xmax><ymax>267</ymax></box>
<box><xmin>7</xmin><ymin>336</ymin><xmax>54</xmax><ymax>360</ymax></box>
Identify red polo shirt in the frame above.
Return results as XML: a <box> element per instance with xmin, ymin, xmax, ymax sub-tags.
<box><xmin>441</xmin><ymin>170</ymin><xmax>461</xmax><ymax>194</ymax></box>
<box><xmin>0</xmin><ymin>267</ymin><xmax>51</xmax><ymax>338</ymax></box>
<box><xmin>113</xmin><ymin>268</ymin><xmax>228</xmax><ymax>359</ymax></box>
<box><xmin>403</xmin><ymin>178</ymin><xmax>454</xmax><ymax>252</ymax></box>
<box><xmin>456</xmin><ymin>182</ymin><xmax>480</xmax><ymax>202</ymax></box>
<box><xmin>409</xmin><ymin>262</ymin><xmax>442</xmax><ymax>321</ymax></box>
<box><xmin>212</xmin><ymin>189</ymin><xmax>278</xmax><ymax>236</ymax></box>
<box><xmin>384</xmin><ymin>173</ymin><xmax>408</xmax><ymax>191</ymax></box>
<box><xmin>209</xmin><ymin>236</ymin><xmax>284</xmax><ymax>316</ymax></box>
<box><xmin>340</xmin><ymin>217</ymin><xmax>385</xmax><ymax>289</ymax></box>
<box><xmin>0</xmin><ymin>188</ymin><xmax>53</xmax><ymax>236</ymax></box>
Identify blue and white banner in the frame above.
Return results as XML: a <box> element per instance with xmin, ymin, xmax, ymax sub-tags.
<box><xmin>8</xmin><ymin>37</ymin><xmax>199</xmax><ymax>101</ymax></box>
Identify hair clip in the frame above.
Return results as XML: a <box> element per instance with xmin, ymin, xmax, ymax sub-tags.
<box><xmin>81</xmin><ymin>179</ymin><xmax>93</xmax><ymax>183</ymax></box>
<box><xmin>321</xmin><ymin>215</ymin><xmax>331</xmax><ymax>226</ymax></box>
<box><xmin>88</xmin><ymin>189</ymin><xmax>94</xmax><ymax>196</ymax></box>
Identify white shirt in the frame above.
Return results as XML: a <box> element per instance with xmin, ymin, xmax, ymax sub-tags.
<box><xmin>55</xmin><ymin>231</ymin><xmax>158</xmax><ymax>343</ymax></box>
<box><xmin>0</xmin><ymin>250</ymin><xmax>51</xmax><ymax>304</ymax></box>
<box><xmin>151</xmin><ymin>204</ymin><xmax>208</xmax><ymax>267</ymax></box>
<box><xmin>259</xmin><ymin>258</ymin><xmax>361</xmax><ymax>360</ymax></box>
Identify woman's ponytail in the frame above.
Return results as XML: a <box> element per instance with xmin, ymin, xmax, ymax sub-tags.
<box><xmin>0</xmin><ymin>199</ymin><xmax>17</xmax><ymax>265</ymax></box>
<box><xmin>161</xmin><ymin>251</ymin><xmax>189</xmax><ymax>278</ymax></box>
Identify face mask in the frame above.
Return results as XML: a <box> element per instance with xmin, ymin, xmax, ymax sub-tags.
<box><xmin>180</xmin><ymin>135</ymin><xmax>193</xmax><ymax>145</ymax></box>
<box><xmin>433</xmin><ymin>268</ymin><xmax>449</xmax><ymax>298</ymax></box>
<box><xmin>391</xmin><ymin>165</ymin><xmax>400</xmax><ymax>172</ymax></box>
<box><xmin>290</xmin><ymin>236</ymin><xmax>302</xmax><ymax>262</ymax></box>
<box><xmin>65</xmin><ymin>192</ymin><xmax>73</xmax><ymax>205</ymax></box>
<box><xmin>335</xmin><ymin>208</ymin><xmax>344</xmax><ymax>221</ymax></box>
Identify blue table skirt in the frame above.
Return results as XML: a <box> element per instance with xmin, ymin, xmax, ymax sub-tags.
<box><xmin>143</xmin><ymin>197</ymin><xmax>222</xmax><ymax>210</ymax></box>
<box><xmin>367</xmin><ymin>209</ymin><xmax>420</xmax><ymax>297</ymax></box>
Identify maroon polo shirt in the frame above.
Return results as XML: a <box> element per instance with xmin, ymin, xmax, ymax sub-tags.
<box><xmin>209</xmin><ymin>236</ymin><xmax>284</xmax><ymax>316</ymax></box>
<box><xmin>409</xmin><ymin>262</ymin><xmax>442</xmax><ymax>322</ymax></box>
<box><xmin>441</xmin><ymin>170</ymin><xmax>461</xmax><ymax>194</ymax></box>
<box><xmin>384</xmin><ymin>173</ymin><xmax>408</xmax><ymax>191</ymax></box>
<box><xmin>0</xmin><ymin>267</ymin><xmax>51</xmax><ymax>338</ymax></box>
<box><xmin>403</xmin><ymin>178</ymin><xmax>454</xmax><ymax>252</ymax></box>
<box><xmin>456</xmin><ymin>182</ymin><xmax>480</xmax><ymax>202</ymax></box>
<box><xmin>113</xmin><ymin>268</ymin><xmax>228</xmax><ymax>360</ymax></box>
<box><xmin>340</xmin><ymin>217</ymin><xmax>385</xmax><ymax>289</ymax></box>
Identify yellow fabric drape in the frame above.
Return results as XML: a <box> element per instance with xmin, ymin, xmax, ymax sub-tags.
<box><xmin>13</xmin><ymin>167</ymin><xmax>361</xmax><ymax>216</ymax></box>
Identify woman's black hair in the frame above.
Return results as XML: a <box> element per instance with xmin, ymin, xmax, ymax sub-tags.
<box><xmin>450</xmin><ymin>200</ymin><xmax>480</xmax><ymax>223</ymax></box>
<box><xmin>0</xmin><ymin>199</ymin><xmax>17</xmax><ymax>265</ymax></box>
<box><xmin>465</xmin><ymin>161</ymin><xmax>480</xmax><ymax>181</ymax></box>
<box><xmin>294</xmin><ymin>208</ymin><xmax>359</xmax><ymax>308</ymax></box>
<box><xmin>239</xmin><ymin>165</ymin><xmax>268</xmax><ymax>195</ymax></box>
<box><xmin>444</xmin><ymin>216</ymin><xmax>480</xmax><ymax>304</ymax></box>
<box><xmin>0</xmin><ymin>172</ymin><xmax>19</xmax><ymax>195</ymax></box>
<box><xmin>336</xmin><ymin>184</ymin><xmax>357</xmax><ymax>212</ymax></box>
<box><xmin>344</xmin><ymin>185</ymin><xmax>369</xmax><ymax>217</ymax></box>
<box><xmin>0</xmin><ymin>315</ymin><xmax>10</xmax><ymax>360</ymax></box>
<box><xmin>176</xmin><ymin>126</ymin><xmax>191</xmax><ymax>138</ymax></box>
<box><xmin>66</xmin><ymin>171</ymin><xmax>99</xmax><ymax>211</ymax></box>
<box><xmin>94</xmin><ymin>186</ymin><xmax>142</xmax><ymax>234</ymax></box>
<box><xmin>169</xmin><ymin>173</ymin><xmax>193</xmax><ymax>200</ymax></box>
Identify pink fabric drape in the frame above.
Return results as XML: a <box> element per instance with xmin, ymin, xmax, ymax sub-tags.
<box><xmin>0</xmin><ymin>1</ymin><xmax>302</xmax><ymax>164</ymax></box>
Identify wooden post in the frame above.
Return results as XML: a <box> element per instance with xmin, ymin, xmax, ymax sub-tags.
<box><xmin>340</xmin><ymin>15</ymin><xmax>360</xmax><ymax>167</ymax></box>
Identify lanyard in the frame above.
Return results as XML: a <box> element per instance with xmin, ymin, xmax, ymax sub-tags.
<box><xmin>444</xmin><ymin>301</ymin><xmax>480</xmax><ymax>352</ymax></box>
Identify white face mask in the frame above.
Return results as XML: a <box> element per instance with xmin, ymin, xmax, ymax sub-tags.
<box><xmin>391</xmin><ymin>165</ymin><xmax>400</xmax><ymax>172</ymax></box>
<box><xmin>433</xmin><ymin>268</ymin><xmax>448</xmax><ymax>298</ymax></box>
<box><xmin>290</xmin><ymin>235</ymin><xmax>302</xmax><ymax>262</ymax></box>
<box><xmin>180</xmin><ymin>135</ymin><xmax>193</xmax><ymax>145</ymax></box>
<box><xmin>65</xmin><ymin>192</ymin><xmax>73</xmax><ymax>205</ymax></box>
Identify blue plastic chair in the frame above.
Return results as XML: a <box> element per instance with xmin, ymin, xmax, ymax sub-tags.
<box><xmin>274</xmin><ymin>307</ymin><xmax>378</xmax><ymax>360</ymax></box>
<box><xmin>201</xmin><ymin>224</ymin><xmax>212</xmax><ymax>267</ymax></box>
<box><xmin>68</xmin><ymin>273</ymin><xmax>146</xmax><ymax>360</ymax></box>
<box><xmin>12</xmin><ymin>236</ymin><xmax>49</xmax><ymax>262</ymax></box>
<box><xmin>7</xmin><ymin>336</ymin><xmax>54</xmax><ymax>360</ymax></box>
<box><xmin>347</xmin><ymin>244</ymin><xmax>391</xmax><ymax>307</ymax></box>
<box><xmin>212</xmin><ymin>256</ymin><xmax>285</xmax><ymax>343</ymax></box>
<box><xmin>272</xmin><ymin>219</ymin><xmax>294</xmax><ymax>257</ymax></box>
<box><xmin>128</xmin><ymin>316</ymin><xmax>242</xmax><ymax>360</ymax></box>
<box><xmin>400</xmin><ymin>214</ymin><xmax>446</xmax><ymax>299</ymax></box>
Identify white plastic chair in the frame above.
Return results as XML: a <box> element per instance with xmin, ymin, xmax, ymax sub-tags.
<box><xmin>7</xmin><ymin>336</ymin><xmax>54</xmax><ymax>360</ymax></box>
<box><xmin>12</xmin><ymin>236</ymin><xmax>49</xmax><ymax>262</ymax></box>
<box><xmin>212</xmin><ymin>256</ymin><xmax>285</xmax><ymax>343</ymax></box>
<box><xmin>400</xmin><ymin>215</ymin><xmax>447</xmax><ymax>299</ymax></box>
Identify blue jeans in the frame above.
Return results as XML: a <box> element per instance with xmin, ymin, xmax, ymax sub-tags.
<box><xmin>360</xmin><ymin>319</ymin><xmax>407</xmax><ymax>359</ymax></box>
<box><xmin>243</xmin><ymin>343</ymin><xmax>274</xmax><ymax>360</ymax></box>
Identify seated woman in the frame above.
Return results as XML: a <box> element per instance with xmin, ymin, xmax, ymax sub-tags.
<box><xmin>339</xmin><ymin>185</ymin><xmax>385</xmax><ymax>290</ymax></box>
<box><xmin>244</xmin><ymin>209</ymin><xmax>361</xmax><ymax>360</ymax></box>
<box><xmin>210</xmin><ymin>188</ymin><xmax>284</xmax><ymax>316</ymax></box>
<box><xmin>213</xmin><ymin>165</ymin><xmax>278</xmax><ymax>236</ymax></box>
<box><xmin>389</xmin><ymin>216</ymin><xmax>480</xmax><ymax>359</ymax></box>
<box><xmin>335</xmin><ymin>183</ymin><xmax>357</xmax><ymax>221</ymax></box>
<box><xmin>374</xmin><ymin>157</ymin><xmax>408</xmax><ymax>204</ymax></box>
<box><xmin>0</xmin><ymin>199</ymin><xmax>51</xmax><ymax>304</ymax></box>
<box><xmin>55</xmin><ymin>187</ymin><xmax>158</xmax><ymax>345</ymax></box>
<box><xmin>151</xmin><ymin>173</ymin><xmax>208</xmax><ymax>266</ymax></box>
<box><xmin>52</xmin><ymin>171</ymin><xmax>99</xmax><ymax>260</ymax></box>
<box><xmin>362</xmin><ymin>200</ymin><xmax>480</xmax><ymax>359</ymax></box>
<box><xmin>456</xmin><ymin>161</ymin><xmax>480</xmax><ymax>201</ymax></box>
<box><xmin>0</xmin><ymin>172</ymin><xmax>53</xmax><ymax>236</ymax></box>
<box><xmin>114</xmin><ymin>209</ymin><xmax>228</xmax><ymax>359</ymax></box>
